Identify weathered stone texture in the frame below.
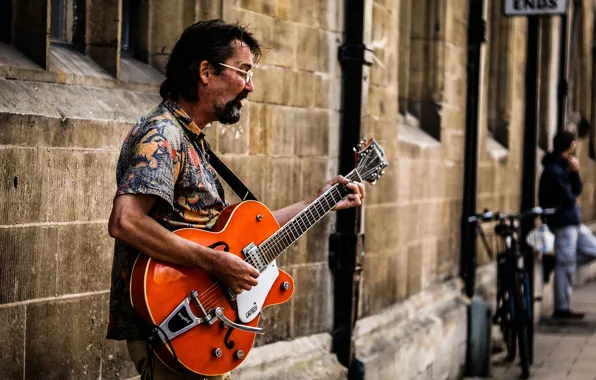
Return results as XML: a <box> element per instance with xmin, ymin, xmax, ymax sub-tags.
<box><xmin>12</xmin><ymin>0</ymin><xmax>49</xmax><ymax>69</ymax></box>
<box><xmin>86</xmin><ymin>0</ymin><xmax>122</xmax><ymax>78</ymax></box>
<box><xmin>25</xmin><ymin>294</ymin><xmax>106</xmax><ymax>380</ymax></box>
<box><xmin>0</xmin><ymin>305</ymin><xmax>25</xmax><ymax>380</ymax></box>
<box><xmin>1</xmin><ymin>1</ymin><xmax>596</xmax><ymax>379</ymax></box>
<box><xmin>355</xmin><ymin>280</ymin><xmax>467</xmax><ymax>380</ymax></box>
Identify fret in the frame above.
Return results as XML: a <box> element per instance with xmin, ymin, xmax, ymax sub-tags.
<box><xmin>259</xmin><ymin>170</ymin><xmax>358</xmax><ymax>263</ymax></box>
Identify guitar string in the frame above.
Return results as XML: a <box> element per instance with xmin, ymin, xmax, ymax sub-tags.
<box><xmin>199</xmin><ymin>176</ymin><xmax>354</xmax><ymax>308</ymax></box>
<box><xmin>196</xmin><ymin>168</ymin><xmax>379</xmax><ymax>310</ymax></box>
<box><xmin>195</xmin><ymin>163</ymin><xmax>380</xmax><ymax>310</ymax></box>
<box><xmin>195</xmin><ymin>166</ymin><xmax>380</xmax><ymax>310</ymax></box>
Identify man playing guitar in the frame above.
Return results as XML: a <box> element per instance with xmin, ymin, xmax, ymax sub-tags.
<box><xmin>106</xmin><ymin>19</ymin><xmax>365</xmax><ymax>380</ymax></box>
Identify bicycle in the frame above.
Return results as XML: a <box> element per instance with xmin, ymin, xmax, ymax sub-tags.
<box><xmin>467</xmin><ymin>207</ymin><xmax>555</xmax><ymax>379</ymax></box>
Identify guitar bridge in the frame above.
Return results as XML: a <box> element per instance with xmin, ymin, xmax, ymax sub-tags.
<box><xmin>153</xmin><ymin>290</ymin><xmax>218</xmax><ymax>343</ymax></box>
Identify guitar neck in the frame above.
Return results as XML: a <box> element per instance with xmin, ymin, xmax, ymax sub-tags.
<box><xmin>258</xmin><ymin>169</ymin><xmax>361</xmax><ymax>264</ymax></box>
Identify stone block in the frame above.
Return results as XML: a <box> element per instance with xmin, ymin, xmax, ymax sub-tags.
<box><xmin>294</xmin><ymin>110</ymin><xmax>330</xmax><ymax>157</ymax></box>
<box><xmin>251</xmin><ymin>65</ymin><xmax>285</xmax><ymax>104</ymax></box>
<box><xmin>267</xmin><ymin>106</ymin><xmax>297</xmax><ymax>156</ymax></box>
<box><xmin>254</xmin><ymin>288</ymin><xmax>294</xmax><ymax>346</ymax></box>
<box><xmin>148</xmin><ymin>0</ymin><xmax>184</xmax><ymax>72</ymax></box>
<box><xmin>282</xmin><ymin>70</ymin><xmax>315</xmax><ymax>108</ymax></box>
<box><xmin>0</xmin><ymin>305</ymin><xmax>25</xmax><ymax>380</ymax></box>
<box><xmin>25</xmin><ymin>294</ymin><xmax>105</xmax><ymax>380</ymax></box>
<box><xmin>396</xmin><ymin>248</ymin><xmax>409</xmax><ymax>300</ymax></box>
<box><xmin>99</xmin><ymin>339</ymin><xmax>139</xmax><ymax>380</ymax></box>
<box><xmin>364</xmin><ymin>205</ymin><xmax>400</xmax><ymax>254</ymax></box>
<box><xmin>404</xmin><ymin>203</ymin><xmax>420</xmax><ymax>242</ymax></box>
<box><xmin>446</xmin><ymin>17</ymin><xmax>468</xmax><ymax>48</ymax></box>
<box><xmin>261</xmin><ymin>156</ymin><xmax>302</xmax><ymax>210</ymax></box>
<box><xmin>407</xmin><ymin>243</ymin><xmax>422</xmax><ymax>295</ymax></box>
<box><xmin>292</xmin><ymin>263</ymin><xmax>332</xmax><ymax>336</ymax></box>
<box><xmin>238</xmin><ymin>0</ymin><xmax>276</xmax><ymax>17</ymax></box>
<box><xmin>0</xmin><ymin>226</ymin><xmax>60</xmax><ymax>303</ymax></box>
<box><xmin>0</xmin><ymin>113</ymin><xmax>131</xmax><ymax>149</ymax></box>
<box><xmin>248</xmin><ymin>103</ymin><xmax>271</xmax><ymax>155</ymax></box>
<box><xmin>235</xmin><ymin>334</ymin><xmax>346</xmax><ymax>380</ymax></box>
<box><xmin>289</xmin><ymin>0</ymin><xmax>332</xmax><ymax>29</ymax></box>
<box><xmin>0</xmin><ymin>223</ymin><xmax>111</xmax><ymax>304</ymax></box>
<box><xmin>0</xmin><ymin>80</ymin><xmax>159</xmax><ymax>123</ymax></box>
<box><xmin>263</xmin><ymin>18</ymin><xmax>296</xmax><ymax>68</ymax></box>
<box><xmin>367</xmin><ymin>157</ymin><xmax>398</xmax><ymax>205</ymax></box>
<box><xmin>397</xmin><ymin>159</ymin><xmax>412</xmax><ymax>201</ymax></box>
<box><xmin>197</xmin><ymin>0</ymin><xmax>221</xmax><ymax>21</ymax></box>
<box><xmin>86</xmin><ymin>0</ymin><xmax>121</xmax><ymax>77</ymax></box>
<box><xmin>0</xmin><ymin>148</ymin><xmax>118</xmax><ymax>225</ymax></box>
<box><xmin>56</xmin><ymin>222</ymin><xmax>113</xmax><ymax>295</ymax></box>
<box><xmin>313</xmin><ymin>75</ymin><xmax>341</xmax><ymax>111</ymax></box>
<box><xmin>295</xmin><ymin>26</ymin><xmax>332</xmax><ymax>73</ymax></box>
<box><xmin>12</xmin><ymin>0</ymin><xmax>49</xmax><ymax>69</ymax></box>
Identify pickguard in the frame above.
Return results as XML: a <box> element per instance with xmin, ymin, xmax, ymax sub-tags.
<box><xmin>236</xmin><ymin>260</ymin><xmax>279</xmax><ymax>323</ymax></box>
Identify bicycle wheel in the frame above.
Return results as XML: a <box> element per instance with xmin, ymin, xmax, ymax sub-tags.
<box><xmin>512</xmin><ymin>271</ymin><xmax>531</xmax><ymax>379</ymax></box>
<box><xmin>503</xmin><ymin>319</ymin><xmax>516</xmax><ymax>362</ymax></box>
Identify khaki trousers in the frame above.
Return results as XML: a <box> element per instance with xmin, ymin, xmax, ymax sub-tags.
<box><xmin>127</xmin><ymin>340</ymin><xmax>232</xmax><ymax>380</ymax></box>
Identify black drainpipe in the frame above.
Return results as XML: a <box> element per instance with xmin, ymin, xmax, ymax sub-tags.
<box><xmin>521</xmin><ymin>15</ymin><xmax>540</xmax><ymax>365</ymax></box>
<box><xmin>329</xmin><ymin>0</ymin><xmax>370</xmax><ymax>379</ymax></box>
<box><xmin>460</xmin><ymin>0</ymin><xmax>485</xmax><ymax>300</ymax></box>
<box><xmin>460</xmin><ymin>1</ymin><xmax>485</xmax><ymax>374</ymax></box>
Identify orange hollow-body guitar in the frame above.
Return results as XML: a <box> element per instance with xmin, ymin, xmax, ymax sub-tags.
<box><xmin>130</xmin><ymin>139</ymin><xmax>388</xmax><ymax>377</ymax></box>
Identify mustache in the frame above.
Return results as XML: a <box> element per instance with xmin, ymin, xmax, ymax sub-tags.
<box><xmin>233</xmin><ymin>91</ymin><xmax>249</xmax><ymax>103</ymax></box>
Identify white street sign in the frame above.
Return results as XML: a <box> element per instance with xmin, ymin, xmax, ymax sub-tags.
<box><xmin>504</xmin><ymin>0</ymin><xmax>568</xmax><ymax>16</ymax></box>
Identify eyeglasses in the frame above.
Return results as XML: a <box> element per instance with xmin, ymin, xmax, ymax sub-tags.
<box><xmin>218</xmin><ymin>63</ymin><xmax>254</xmax><ymax>83</ymax></box>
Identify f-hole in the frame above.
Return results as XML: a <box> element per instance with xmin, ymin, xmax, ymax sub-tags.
<box><xmin>224</xmin><ymin>316</ymin><xmax>244</xmax><ymax>350</ymax></box>
<box><xmin>209</xmin><ymin>242</ymin><xmax>230</xmax><ymax>252</ymax></box>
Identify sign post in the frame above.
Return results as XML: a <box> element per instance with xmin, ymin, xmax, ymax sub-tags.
<box><xmin>503</xmin><ymin>0</ymin><xmax>568</xmax><ymax>16</ymax></box>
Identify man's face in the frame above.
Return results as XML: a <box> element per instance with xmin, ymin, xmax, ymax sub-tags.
<box><xmin>208</xmin><ymin>40</ymin><xmax>255</xmax><ymax>125</ymax></box>
<box><xmin>564</xmin><ymin>140</ymin><xmax>577</xmax><ymax>158</ymax></box>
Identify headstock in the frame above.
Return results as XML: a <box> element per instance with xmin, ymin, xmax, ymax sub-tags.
<box><xmin>353</xmin><ymin>138</ymin><xmax>389</xmax><ymax>184</ymax></box>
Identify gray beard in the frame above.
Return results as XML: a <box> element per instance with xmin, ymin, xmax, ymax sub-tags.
<box><xmin>214</xmin><ymin>100</ymin><xmax>242</xmax><ymax>125</ymax></box>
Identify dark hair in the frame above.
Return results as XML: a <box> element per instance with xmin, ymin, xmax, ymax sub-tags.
<box><xmin>159</xmin><ymin>19</ymin><xmax>262</xmax><ymax>101</ymax></box>
<box><xmin>553</xmin><ymin>130</ymin><xmax>576</xmax><ymax>153</ymax></box>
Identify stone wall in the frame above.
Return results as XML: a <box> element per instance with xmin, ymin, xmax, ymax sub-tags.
<box><xmin>1</xmin><ymin>0</ymin><xmax>596</xmax><ymax>379</ymax></box>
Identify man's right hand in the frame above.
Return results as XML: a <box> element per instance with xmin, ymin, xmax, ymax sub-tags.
<box><xmin>209</xmin><ymin>251</ymin><xmax>260</xmax><ymax>294</ymax></box>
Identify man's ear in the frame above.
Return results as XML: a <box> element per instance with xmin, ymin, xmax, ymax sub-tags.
<box><xmin>199</xmin><ymin>60</ymin><xmax>212</xmax><ymax>84</ymax></box>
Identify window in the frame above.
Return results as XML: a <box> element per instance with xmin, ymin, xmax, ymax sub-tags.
<box><xmin>486</xmin><ymin>0</ymin><xmax>511</xmax><ymax>149</ymax></box>
<box><xmin>51</xmin><ymin>0</ymin><xmax>73</xmax><ymax>44</ymax></box>
<box><xmin>0</xmin><ymin>0</ymin><xmax>11</xmax><ymax>43</ymax></box>
<box><xmin>397</xmin><ymin>0</ymin><xmax>443</xmax><ymax>142</ymax></box>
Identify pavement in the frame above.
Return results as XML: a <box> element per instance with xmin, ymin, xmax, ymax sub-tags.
<box><xmin>490</xmin><ymin>281</ymin><xmax>596</xmax><ymax>380</ymax></box>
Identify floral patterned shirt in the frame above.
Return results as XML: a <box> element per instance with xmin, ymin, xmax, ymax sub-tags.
<box><xmin>107</xmin><ymin>100</ymin><xmax>227</xmax><ymax>340</ymax></box>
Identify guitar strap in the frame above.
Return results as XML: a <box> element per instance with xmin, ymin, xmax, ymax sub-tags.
<box><xmin>206</xmin><ymin>147</ymin><xmax>259</xmax><ymax>202</ymax></box>
<box><xmin>183</xmin><ymin>127</ymin><xmax>258</xmax><ymax>202</ymax></box>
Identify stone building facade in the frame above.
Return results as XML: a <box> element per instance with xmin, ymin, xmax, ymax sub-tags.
<box><xmin>0</xmin><ymin>0</ymin><xmax>595</xmax><ymax>379</ymax></box>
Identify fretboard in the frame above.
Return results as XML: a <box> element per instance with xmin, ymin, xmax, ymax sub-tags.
<box><xmin>257</xmin><ymin>169</ymin><xmax>361</xmax><ymax>264</ymax></box>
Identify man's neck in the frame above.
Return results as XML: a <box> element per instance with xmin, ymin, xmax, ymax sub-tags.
<box><xmin>177</xmin><ymin>97</ymin><xmax>212</xmax><ymax>130</ymax></box>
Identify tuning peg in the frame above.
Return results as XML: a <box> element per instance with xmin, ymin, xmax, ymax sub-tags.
<box><xmin>353</xmin><ymin>147</ymin><xmax>357</xmax><ymax>152</ymax></box>
<box><xmin>380</xmin><ymin>170</ymin><xmax>385</xmax><ymax>175</ymax></box>
<box><xmin>371</xmin><ymin>180</ymin><xmax>377</xmax><ymax>185</ymax></box>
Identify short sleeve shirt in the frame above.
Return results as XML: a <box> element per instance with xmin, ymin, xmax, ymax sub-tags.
<box><xmin>107</xmin><ymin>100</ymin><xmax>227</xmax><ymax>340</ymax></box>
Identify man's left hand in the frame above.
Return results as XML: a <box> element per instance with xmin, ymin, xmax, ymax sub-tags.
<box><xmin>315</xmin><ymin>176</ymin><xmax>366</xmax><ymax>211</ymax></box>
